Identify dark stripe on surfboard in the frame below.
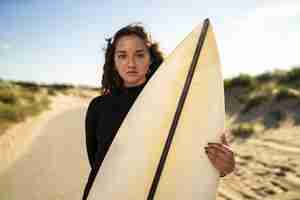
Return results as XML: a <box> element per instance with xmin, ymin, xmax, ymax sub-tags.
<box><xmin>147</xmin><ymin>18</ymin><xmax>210</xmax><ymax>200</ymax></box>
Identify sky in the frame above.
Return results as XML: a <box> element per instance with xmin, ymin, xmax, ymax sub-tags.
<box><xmin>0</xmin><ymin>0</ymin><xmax>299</xmax><ymax>87</ymax></box>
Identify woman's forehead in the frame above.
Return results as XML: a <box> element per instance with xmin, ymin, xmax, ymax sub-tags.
<box><xmin>115</xmin><ymin>35</ymin><xmax>148</xmax><ymax>51</ymax></box>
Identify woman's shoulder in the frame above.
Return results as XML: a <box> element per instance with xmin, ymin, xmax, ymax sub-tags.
<box><xmin>88</xmin><ymin>93</ymin><xmax>111</xmax><ymax>110</ymax></box>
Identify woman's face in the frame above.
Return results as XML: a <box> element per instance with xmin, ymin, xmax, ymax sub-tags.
<box><xmin>114</xmin><ymin>34</ymin><xmax>151</xmax><ymax>87</ymax></box>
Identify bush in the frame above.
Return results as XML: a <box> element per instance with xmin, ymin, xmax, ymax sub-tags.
<box><xmin>242</xmin><ymin>94</ymin><xmax>270</xmax><ymax>113</ymax></box>
<box><xmin>256</xmin><ymin>72</ymin><xmax>273</xmax><ymax>82</ymax></box>
<box><xmin>12</xmin><ymin>81</ymin><xmax>41</xmax><ymax>92</ymax></box>
<box><xmin>231</xmin><ymin>123</ymin><xmax>255</xmax><ymax>139</ymax></box>
<box><xmin>262</xmin><ymin>110</ymin><xmax>286</xmax><ymax>129</ymax></box>
<box><xmin>278</xmin><ymin>67</ymin><xmax>300</xmax><ymax>88</ymax></box>
<box><xmin>275</xmin><ymin>87</ymin><xmax>298</xmax><ymax>101</ymax></box>
<box><xmin>284</xmin><ymin>67</ymin><xmax>300</xmax><ymax>82</ymax></box>
<box><xmin>0</xmin><ymin>81</ymin><xmax>51</xmax><ymax>129</ymax></box>
<box><xmin>224</xmin><ymin>74</ymin><xmax>256</xmax><ymax>92</ymax></box>
<box><xmin>47</xmin><ymin>88</ymin><xmax>57</xmax><ymax>96</ymax></box>
<box><xmin>48</xmin><ymin>83</ymin><xmax>74</xmax><ymax>91</ymax></box>
<box><xmin>0</xmin><ymin>89</ymin><xmax>19</xmax><ymax>105</ymax></box>
<box><xmin>0</xmin><ymin>102</ymin><xmax>22</xmax><ymax>121</ymax></box>
<box><xmin>270</xmin><ymin>110</ymin><xmax>285</xmax><ymax>121</ymax></box>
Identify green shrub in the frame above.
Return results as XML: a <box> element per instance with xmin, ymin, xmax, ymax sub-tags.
<box><xmin>47</xmin><ymin>88</ymin><xmax>57</xmax><ymax>96</ymax></box>
<box><xmin>224</xmin><ymin>79</ymin><xmax>232</xmax><ymax>90</ymax></box>
<box><xmin>0</xmin><ymin>89</ymin><xmax>18</xmax><ymax>104</ymax></box>
<box><xmin>278</xmin><ymin>67</ymin><xmax>300</xmax><ymax>88</ymax></box>
<box><xmin>224</xmin><ymin>74</ymin><xmax>256</xmax><ymax>90</ymax></box>
<box><xmin>284</xmin><ymin>67</ymin><xmax>300</xmax><ymax>82</ymax></box>
<box><xmin>275</xmin><ymin>87</ymin><xmax>298</xmax><ymax>101</ymax></box>
<box><xmin>231</xmin><ymin>123</ymin><xmax>255</xmax><ymax>139</ymax></box>
<box><xmin>19</xmin><ymin>90</ymin><xmax>37</xmax><ymax>103</ymax></box>
<box><xmin>237</xmin><ymin>94</ymin><xmax>250</xmax><ymax>104</ymax></box>
<box><xmin>0</xmin><ymin>102</ymin><xmax>24</xmax><ymax>122</ymax></box>
<box><xmin>49</xmin><ymin>83</ymin><xmax>74</xmax><ymax>91</ymax></box>
<box><xmin>0</xmin><ymin>81</ymin><xmax>51</xmax><ymax>128</ymax></box>
<box><xmin>263</xmin><ymin>110</ymin><xmax>286</xmax><ymax>129</ymax></box>
<box><xmin>13</xmin><ymin>81</ymin><xmax>41</xmax><ymax>92</ymax></box>
<box><xmin>270</xmin><ymin>110</ymin><xmax>285</xmax><ymax>121</ymax></box>
<box><xmin>0</xmin><ymin>80</ymin><xmax>13</xmax><ymax>89</ymax></box>
<box><xmin>256</xmin><ymin>72</ymin><xmax>273</xmax><ymax>82</ymax></box>
<box><xmin>242</xmin><ymin>94</ymin><xmax>270</xmax><ymax>113</ymax></box>
<box><xmin>21</xmin><ymin>94</ymin><xmax>50</xmax><ymax>116</ymax></box>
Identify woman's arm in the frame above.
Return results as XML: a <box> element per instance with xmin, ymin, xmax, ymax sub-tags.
<box><xmin>85</xmin><ymin>97</ymin><xmax>101</xmax><ymax>169</ymax></box>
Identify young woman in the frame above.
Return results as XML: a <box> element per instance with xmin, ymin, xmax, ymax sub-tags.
<box><xmin>82</xmin><ymin>23</ymin><xmax>235</xmax><ymax>199</ymax></box>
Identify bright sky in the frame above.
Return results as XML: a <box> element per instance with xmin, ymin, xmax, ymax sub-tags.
<box><xmin>0</xmin><ymin>0</ymin><xmax>299</xmax><ymax>87</ymax></box>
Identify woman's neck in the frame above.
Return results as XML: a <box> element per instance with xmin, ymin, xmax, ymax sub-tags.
<box><xmin>123</xmin><ymin>78</ymin><xmax>147</xmax><ymax>88</ymax></box>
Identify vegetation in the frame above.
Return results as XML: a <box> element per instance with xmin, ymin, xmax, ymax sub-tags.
<box><xmin>256</xmin><ymin>71</ymin><xmax>273</xmax><ymax>82</ymax></box>
<box><xmin>0</xmin><ymin>79</ymin><xmax>98</xmax><ymax>135</ymax></box>
<box><xmin>269</xmin><ymin>110</ymin><xmax>285</xmax><ymax>121</ymax></box>
<box><xmin>224</xmin><ymin>66</ymin><xmax>300</xmax><ymax>139</ymax></box>
<box><xmin>242</xmin><ymin>94</ymin><xmax>271</xmax><ymax>113</ymax></box>
<box><xmin>1</xmin><ymin>66</ymin><xmax>300</xmax><ymax>137</ymax></box>
<box><xmin>263</xmin><ymin>110</ymin><xmax>286</xmax><ymax>129</ymax></box>
<box><xmin>231</xmin><ymin>123</ymin><xmax>255</xmax><ymax>139</ymax></box>
<box><xmin>275</xmin><ymin>87</ymin><xmax>300</xmax><ymax>102</ymax></box>
<box><xmin>278</xmin><ymin>67</ymin><xmax>300</xmax><ymax>89</ymax></box>
<box><xmin>224</xmin><ymin>74</ymin><xmax>256</xmax><ymax>90</ymax></box>
<box><xmin>0</xmin><ymin>81</ymin><xmax>50</xmax><ymax>135</ymax></box>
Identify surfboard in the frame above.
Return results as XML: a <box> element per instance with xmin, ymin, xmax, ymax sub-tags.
<box><xmin>88</xmin><ymin>18</ymin><xmax>225</xmax><ymax>200</ymax></box>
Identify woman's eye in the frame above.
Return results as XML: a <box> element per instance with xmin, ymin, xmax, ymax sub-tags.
<box><xmin>136</xmin><ymin>53</ymin><xmax>145</xmax><ymax>58</ymax></box>
<box><xmin>117</xmin><ymin>54</ymin><xmax>126</xmax><ymax>59</ymax></box>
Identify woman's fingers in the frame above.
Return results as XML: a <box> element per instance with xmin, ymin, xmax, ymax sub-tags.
<box><xmin>206</xmin><ymin>147</ymin><xmax>226</xmax><ymax>163</ymax></box>
<box><xmin>205</xmin><ymin>147</ymin><xmax>217</xmax><ymax>164</ymax></box>
<box><xmin>205</xmin><ymin>143</ymin><xmax>235</xmax><ymax>176</ymax></box>
<box><xmin>205</xmin><ymin>148</ymin><xmax>232</xmax><ymax>174</ymax></box>
<box><xmin>205</xmin><ymin>145</ymin><xmax>233</xmax><ymax>164</ymax></box>
<box><xmin>221</xmin><ymin>131</ymin><xmax>229</xmax><ymax>146</ymax></box>
<box><xmin>207</xmin><ymin>142</ymin><xmax>233</xmax><ymax>155</ymax></box>
<box><xmin>203</xmin><ymin>130</ymin><xmax>235</xmax><ymax>177</ymax></box>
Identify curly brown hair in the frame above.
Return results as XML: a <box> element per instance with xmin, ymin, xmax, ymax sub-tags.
<box><xmin>101</xmin><ymin>23</ymin><xmax>164</xmax><ymax>94</ymax></box>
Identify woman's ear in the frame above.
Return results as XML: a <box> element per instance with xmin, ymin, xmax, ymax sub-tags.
<box><xmin>146</xmin><ymin>68</ymin><xmax>152</xmax><ymax>76</ymax></box>
<box><xmin>149</xmin><ymin>59</ymin><xmax>153</xmax><ymax>66</ymax></box>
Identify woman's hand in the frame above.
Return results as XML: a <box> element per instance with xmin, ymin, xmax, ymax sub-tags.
<box><xmin>205</xmin><ymin>130</ymin><xmax>235</xmax><ymax>177</ymax></box>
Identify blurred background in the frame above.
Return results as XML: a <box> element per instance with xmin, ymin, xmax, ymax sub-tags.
<box><xmin>1</xmin><ymin>0</ymin><xmax>300</xmax><ymax>199</ymax></box>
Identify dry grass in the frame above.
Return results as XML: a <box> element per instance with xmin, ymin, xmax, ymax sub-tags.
<box><xmin>0</xmin><ymin>79</ymin><xmax>98</xmax><ymax>135</ymax></box>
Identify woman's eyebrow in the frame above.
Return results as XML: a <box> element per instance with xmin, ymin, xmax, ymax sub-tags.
<box><xmin>136</xmin><ymin>49</ymin><xmax>146</xmax><ymax>53</ymax></box>
<box><xmin>115</xmin><ymin>49</ymin><xmax>146</xmax><ymax>54</ymax></box>
<box><xmin>115</xmin><ymin>50</ymin><xmax>126</xmax><ymax>54</ymax></box>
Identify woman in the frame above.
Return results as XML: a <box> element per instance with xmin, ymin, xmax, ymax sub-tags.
<box><xmin>82</xmin><ymin>23</ymin><xmax>235</xmax><ymax>199</ymax></box>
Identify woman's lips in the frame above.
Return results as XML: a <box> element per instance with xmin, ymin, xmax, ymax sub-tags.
<box><xmin>127</xmin><ymin>71</ymin><xmax>138</xmax><ymax>75</ymax></box>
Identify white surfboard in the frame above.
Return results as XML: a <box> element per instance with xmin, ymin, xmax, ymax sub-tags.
<box><xmin>88</xmin><ymin>19</ymin><xmax>225</xmax><ymax>200</ymax></box>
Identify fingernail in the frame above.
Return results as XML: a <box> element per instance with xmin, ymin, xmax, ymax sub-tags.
<box><xmin>208</xmin><ymin>142</ymin><xmax>215</xmax><ymax>145</ymax></box>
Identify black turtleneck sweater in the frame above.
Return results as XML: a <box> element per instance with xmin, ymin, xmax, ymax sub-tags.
<box><xmin>85</xmin><ymin>83</ymin><xmax>146</xmax><ymax>171</ymax></box>
<box><xmin>82</xmin><ymin>83</ymin><xmax>146</xmax><ymax>199</ymax></box>
<box><xmin>82</xmin><ymin>82</ymin><xmax>147</xmax><ymax>200</ymax></box>
<box><xmin>82</xmin><ymin>81</ymin><xmax>148</xmax><ymax>200</ymax></box>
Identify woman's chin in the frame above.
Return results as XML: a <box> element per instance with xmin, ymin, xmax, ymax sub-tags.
<box><xmin>124</xmin><ymin>78</ymin><xmax>146</xmax><ymax>87</ymax></box>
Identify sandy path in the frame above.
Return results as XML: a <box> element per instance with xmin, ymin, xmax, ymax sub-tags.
<box><xmin>0</xmin><ymin>95</ymin><xmax>95</xmax><ymax>199</ymax></box>
<box><xmin>216</xmin><ymin>127</ymin><xmax>300</xmax><ymax>200</ymax></box>
<box><xmin>0</xmin><ymin>95</ymin><xmax>90</xmax><ymax>172</ymax></box>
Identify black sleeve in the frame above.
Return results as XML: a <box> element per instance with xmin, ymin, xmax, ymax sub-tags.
<box><xmin>85</xmin><ymin>96</ymin><xmax>102</xmax><ymax>169</ymax></box>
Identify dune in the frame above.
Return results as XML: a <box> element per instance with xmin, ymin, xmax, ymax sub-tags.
<box><xmin>0</xmin><ymin>94</ymin><xmax>93</xmax><ymax>199</ymax></box>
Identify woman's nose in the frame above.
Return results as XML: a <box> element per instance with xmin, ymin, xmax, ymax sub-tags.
<box><xmin>127</xmin><ymin>57</ymin><xmax>136</xmax><ymax>68</ymax></box>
